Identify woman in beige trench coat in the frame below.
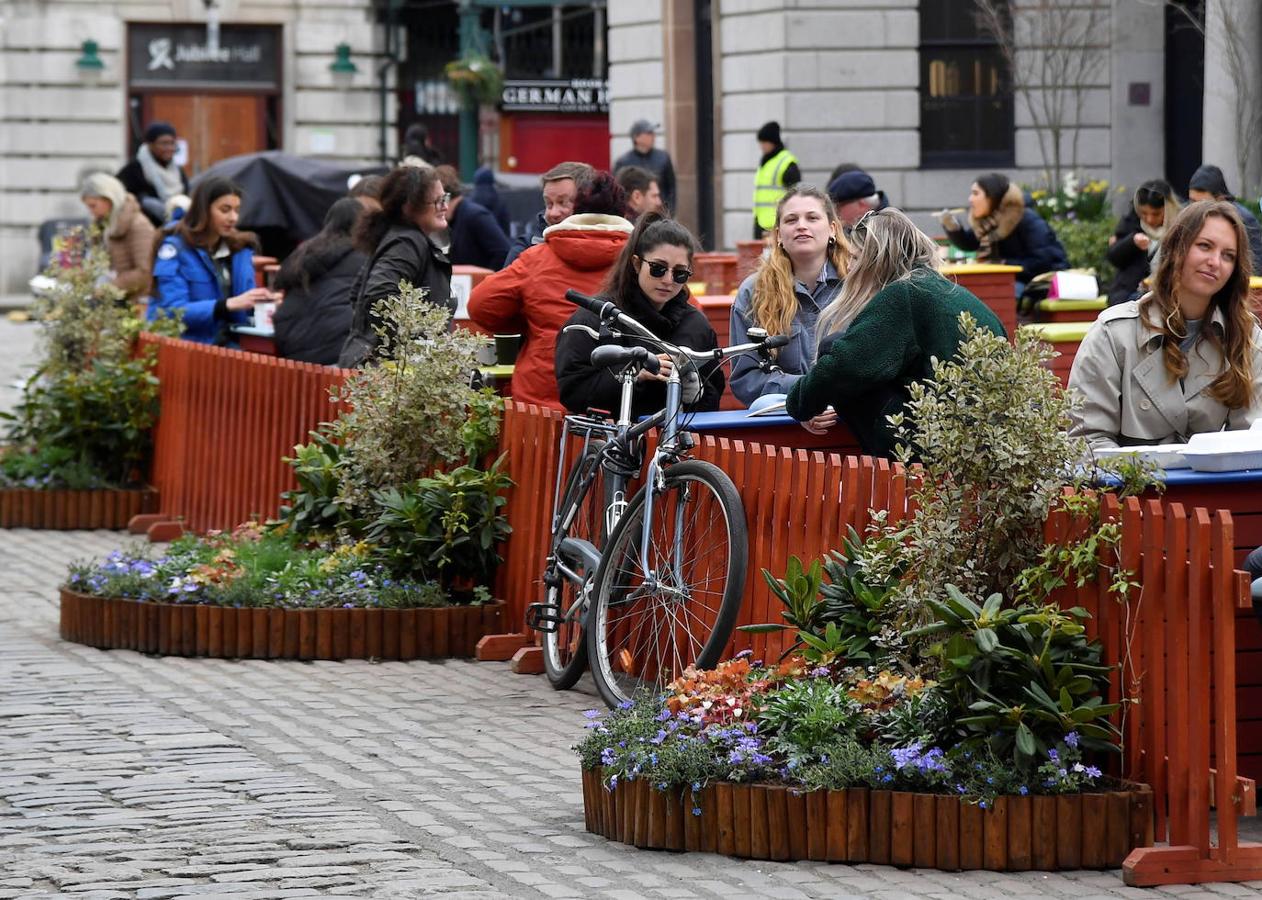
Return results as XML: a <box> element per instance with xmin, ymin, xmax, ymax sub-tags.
<box><xmin>1068</xmin><ymin>200</ymin><xmax>1262</xmax><ymax>452</ymax></box>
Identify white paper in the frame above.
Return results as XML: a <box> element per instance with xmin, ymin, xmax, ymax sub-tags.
<box><xmin>450</xmin><ymin>273</ymin><xmax>473</xmax><ymax>320</ymax></box>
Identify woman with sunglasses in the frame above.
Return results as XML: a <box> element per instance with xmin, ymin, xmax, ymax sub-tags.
<box><xmin>1106</xmin><ymin>179</ymin><xmax>1181</xmax><ymax>306</ymax></box>
<box><xmin>337</xmin><ymin>165</ymin><xmax>455</xmax><ymax>368</ymax></box>
<box><xmin>555</xmin><ymin>212</ymin><xmax>724</xmax><ymax>417</ymax></box>
<box><xmin>786</xmin><ymin>208</ymin><xmax>1006</xmax><ymax>458</ymax></box>
<box><xmin>1069</xmin><ymin>200</ymin><xmax>1261</xmax><ymax>452</ymax></box>
<box><xmin>729</xmin><ymin>186</ymin><xmax>847</xmax><ymax>426</ymax></box>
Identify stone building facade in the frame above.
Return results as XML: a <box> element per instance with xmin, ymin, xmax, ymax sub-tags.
<box><xmin>0</xmin><ymin>0</ymin><xmax>392</xmax><ymax>293</ymax></box>
<box><xmin>607</xmin><ymin>0</ymin><xmax>1262</xmax><ymax>250</ymax></box>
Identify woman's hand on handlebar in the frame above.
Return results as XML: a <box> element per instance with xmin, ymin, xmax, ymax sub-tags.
<box><xmin>800</xmin><ymin>406</ymin><xmax>837</xmax><ymax>435</ymax></box>
<box><xmin>225</xmin><ymin>286</ymin><xmax>278</xmax><ymax>312</ymax></box>
<box><xmin>637</xmin><ymin>353</ymin><xmax>674</xmax><ymax>383</ymax></box>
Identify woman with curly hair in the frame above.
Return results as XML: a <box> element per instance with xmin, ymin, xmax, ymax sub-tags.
<box><xmin>728</xmin><ymin>185</ymin><xmax>848</xmax><ymax>426</ymax></box>
<box><xmin>1069</xmin><ymin>200</ymin><xmax>1262</xmax><ymax>451</ymax></box>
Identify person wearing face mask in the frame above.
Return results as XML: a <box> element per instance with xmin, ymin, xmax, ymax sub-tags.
<box><xmin>555</xmin><ymin>213</ymin><xmax>724</xmax><ymax>417</ymax></box>
<box><xmin>1106</xmin><ymin>180</ymin><xmax>1182</xmax><ymax>306</ymax></box>
<box><xmin>503</xmin><ymin>161</ymin><xmax>595</xmax><ymax>267</ymax></box>
<box><xmin>149</xmin><ymin>176</ymin><xmax>275</xmax><ymax>345</ymax></box>
<box><xmin>1069</xmin><ymin>200</ymin><xmax>1262</xmax><ymax>452</ymax></box>
<box><xmin>469</xmin><ymin>171</ymin><xmax>633</xmax><ymax>409</ymax></box>
<box><xmin>938</xmin><ymin>172</ymin><xmax>1067</xmax><ymax>297</ymax></box>
<box><xmin>786</xmin><ymin>208</ymin><xmax>1005</xmax><ymax>458</ymax></box>
<box><xmin>117</xmin><ymin>122</ymin><xmax>190</xmax><ymax>227</ymax></box>
<box><xmin>728</xmin><ymin>186</ymin><xmax>848</xmax><ymax>422</ymax></box>
<box><xmin>337</xmin><ymin>165</ymin><xmax>456</xmax><ymax>368</ymax></box>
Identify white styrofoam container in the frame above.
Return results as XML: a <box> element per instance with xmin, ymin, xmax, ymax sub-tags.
<box><xmin>1183</xmin><ymin>430</ymin><xmax>1262</xmax><ymax>471</ymax></box>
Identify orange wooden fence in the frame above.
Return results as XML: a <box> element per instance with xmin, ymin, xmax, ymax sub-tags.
<box><xmin>490</xmin><ymin>400</ymin><xmax>1261</xmax><ymax>885</ymax></box>
<box><xmin>140</xmin><ymin>334</ymin><xmax>349</xmax><ymax>535</ymax></box>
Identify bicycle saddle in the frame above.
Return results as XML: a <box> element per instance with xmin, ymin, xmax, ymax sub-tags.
<box><xmin>590</xmin><ymin>344</ymin><xmax>661</xmax><ymax>375</ymax></box>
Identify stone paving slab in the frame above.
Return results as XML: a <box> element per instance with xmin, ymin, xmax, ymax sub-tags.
<box><xmin>5</xmin><ymin>528</ymin><xmax>1262</xmax><ymax>898</ymax></box>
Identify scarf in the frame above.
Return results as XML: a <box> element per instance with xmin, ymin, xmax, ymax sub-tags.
<box><xmin>137</xmin><ymin>143</ymin><xmax>184</xmax><ymax>203</ymax></box>
<box><xmin>973</xmin><ymin>211</ymin><xmax>1000</xmax><ymax>262</ymax></box>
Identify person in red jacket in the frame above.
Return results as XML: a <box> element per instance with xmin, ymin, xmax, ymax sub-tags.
<box><xmin>468</xmin><ymin>171</ymin><xmax>632</xmax><ymax>409</ymax></box>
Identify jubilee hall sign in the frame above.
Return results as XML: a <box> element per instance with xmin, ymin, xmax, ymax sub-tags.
<box><xmin>128</xmin><ymin>24</ymin><xmax>280</xmax><ymax>90</ymax></box>
<box><xmin>500</xmin><ymin>79</ymin><xmax>609</xmax><ymax>114</ymax></box>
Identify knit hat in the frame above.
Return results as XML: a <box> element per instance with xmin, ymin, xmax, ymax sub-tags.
<box><xmin>975</xmin><ymin>172</ymin><xmax>1011</xmax><ymax>210</ymax></box>
<box><xmin>828</xmin><ymin>170</ymin><xmax>878</xmax><ymax>204</ymax></box>
<box><xmin>1188</xmin><ymin>164</ymin><xmax>1232</xmax><ymax>200</ymax></box>
<box><xmin>629</xmin><ymin>119</ymin><xmax>657</xmax><ymax>139</ymax></box>
<box><xmin>756</xmin><ymin>121</ymin><xmax>781</xmax><ymax>144</ymax></box>
<box><xmin>143</xmin><ymin>121</ymin><xmax>177</xmax><ymax>143</ymax></box>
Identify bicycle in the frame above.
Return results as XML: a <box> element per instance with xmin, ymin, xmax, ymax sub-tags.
<box><xmin>528</xmin><ymin>289</ymin><xmax>789</xmax><ymax>707</ymax></box>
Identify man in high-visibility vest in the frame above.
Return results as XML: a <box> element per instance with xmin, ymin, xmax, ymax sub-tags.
<box><xmin>752</xmin><ymin>121</ymin><xmax>801</xmax><ymax>239</ymax></box>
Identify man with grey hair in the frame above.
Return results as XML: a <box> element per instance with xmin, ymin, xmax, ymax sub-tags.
<box><xmin>504</xmin><ymin>161</ymin><xmax>594</xmax><ymax>267</ymax></box>
<box><xmin>614</xmin><ymin>120</ymin><xmax>676</xmax><ymax>212</ymax></box>
<box><xmin>827</xmin><ymin>169</ymin><xmax>890</xmax><ymax>228</ymax></box>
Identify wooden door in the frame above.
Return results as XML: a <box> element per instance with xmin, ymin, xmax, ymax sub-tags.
<box><xmin>146</xmin><ymin>93</ymin><xmax>268</xmax><ymax>176</ymax></box>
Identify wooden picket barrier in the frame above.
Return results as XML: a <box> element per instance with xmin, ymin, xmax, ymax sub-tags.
<box><xmin>138</xmin><ymin>334</ymin><xmax>349</xmax><ymax>536</ymax></box>
<box><xmin>489</xmin><ymin>400</ymin><xmax>1260</xmax><ymax>884</ymax></box>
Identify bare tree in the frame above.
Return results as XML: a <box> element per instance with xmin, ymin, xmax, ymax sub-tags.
<box><xmin>973</xmin><ymin>0</ymin><xmax>1110</xmax><ymax>190</ymax></box>
<box><xmin>1143</xmin><ymin>0</ymin><xmax>1262</xmax><ymax>199</ymax></box>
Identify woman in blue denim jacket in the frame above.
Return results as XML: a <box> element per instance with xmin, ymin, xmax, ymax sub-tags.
<box><xmin>150</xmin><ymin>176</ymin><xmax>277</xmax><ymax>344</ymax></box>
<box><xmin>729</xmin><ymin>186</ymin><xmax>846</xmax><ymax>430</ymax></box>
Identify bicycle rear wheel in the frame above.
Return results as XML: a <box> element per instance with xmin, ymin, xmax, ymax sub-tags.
<box><xmin>586</xmin><ymin>459</ymin><xmax>747</xmax><ymax>708</ymax></box>
<box><xmin>542</xmin><ymin>441</ymin><xmax>608</xmax><ymax>689</ymax></box>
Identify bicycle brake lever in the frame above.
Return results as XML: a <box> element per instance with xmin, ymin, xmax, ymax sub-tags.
<box><xmin>562</xmin><ymin>324</ymin><xmax>601</xmax><ymax>340</ymax></box>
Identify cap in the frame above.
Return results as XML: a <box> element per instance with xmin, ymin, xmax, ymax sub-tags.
<box><xmin>630</xmin><ymin>119</ymin><xmax>657</xmax><ymax>138</ymax></box>
<box><xmin>143</xmin><ymin>121</ymin><xmax>177</xmax><ymax>143</ymax></box>
<box><xmin>828</xmin><ymin>170</ymin><xmax>877</xmax><ymax>204</ymax></box>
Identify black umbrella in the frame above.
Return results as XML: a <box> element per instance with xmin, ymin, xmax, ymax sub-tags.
<box><xmin>192</xmin><ymin>151</ymin><xmax>387</xmax><ymax>255</ymax></box>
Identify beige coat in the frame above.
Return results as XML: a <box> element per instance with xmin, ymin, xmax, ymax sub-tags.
<box><xmin>1067</xmin><ymin>298</ymin><xmax>1262</xmax><ymax>451</ymax></box>
<box><xmin>103</xmin><ymin>194</ymin><xmax>156</xmax><ymax>300</ymax></box>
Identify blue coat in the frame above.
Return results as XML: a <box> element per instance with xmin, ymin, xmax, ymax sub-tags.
<box><xmin>149</xmin><ymin>234</ymin><xmax>254</xmax><ymax>344</ymax></box>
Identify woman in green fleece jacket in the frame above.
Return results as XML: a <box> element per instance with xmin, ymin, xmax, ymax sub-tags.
<box><xmin>786</xmin><ymin>208</ymin><xmax>1007</xmax><ymax>458</ymax></box>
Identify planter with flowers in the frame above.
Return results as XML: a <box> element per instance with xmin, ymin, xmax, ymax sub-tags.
<box><xmin>2</xmin><ymin>231</ymin><xmax>173</xmax><ymax>528</ymax></box>
<box><xmin>60</xmin><ymin>284</ymin><xmax>512</xmax><ymax>659</ymax></box>
<box><xmin>576</xmin><ymin>319</ymin><xmax>1157</xmax><ymax>871</ymax></box>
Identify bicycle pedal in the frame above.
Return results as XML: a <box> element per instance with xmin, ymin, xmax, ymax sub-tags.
<box><xmin>525</xmin><ymin>603</ymin><xmax>564</xmax><ymax>634</ymax></box>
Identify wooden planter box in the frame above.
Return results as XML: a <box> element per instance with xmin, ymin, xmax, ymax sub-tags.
<box><xmin>581</xmin><ymin>768</ymin><xmax>1155</xmax><ymax>871</ymax></box>
<box><xmin>0</xmin><ymin>487</ymin><xmax>158</xmax><ymax>530</ymax></box>
<box><xmin>58</xmin><ymin>588</ymin><xmax>504</xmax><ymax>660</ymax></box>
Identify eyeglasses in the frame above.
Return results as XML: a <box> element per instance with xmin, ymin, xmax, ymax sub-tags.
<box><xmin>843</xmin><ymin>207</ymin><xmax>882</xmax><ymax>242</ymax></box>
<box><xmin>639</xmin><ymin>257</ymin><xmax>693</xmax><ymax>284</ymax></box>
<box><xmin>426</xmin><ymin>193</ymin><xmax>452</xmax><ymax>209</ymax></box>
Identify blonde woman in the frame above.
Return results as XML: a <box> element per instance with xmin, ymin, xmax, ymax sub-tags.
<box><xmin>80</xmin><ymin>172</ymin><xmax>156</xmax><ymax>302</ymax></box>
<box><xmin>1069</xmin><ymin>200</ymin><xmax>1262</xmax><ymax>451</ymax></box>
<box><xmin>786</xmin><ymin>209</ymin><xmax>1006</xmax><ymax>458</ymax></box>
<box><xmin>729</xmin><ymin>186</ymin><xmax>847</xmax><ymax>422</ymax></box>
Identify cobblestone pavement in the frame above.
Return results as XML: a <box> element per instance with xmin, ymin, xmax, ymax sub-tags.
<box><xmin>4</xmin><ymin>529</ymin><xmax>1262</xmax><ymax>900</ymax></box>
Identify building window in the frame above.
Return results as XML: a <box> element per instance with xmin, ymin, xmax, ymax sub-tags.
<box><xmin>919</xmin><ymin>0</ymin><xmax>1014</xmax><ymax>168</ymax></box>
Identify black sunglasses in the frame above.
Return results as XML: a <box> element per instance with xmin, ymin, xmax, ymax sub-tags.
<box><xmin>639</xmin><ymin>257</ymin><xmax>693</xmax><ymax>284</ymax></box>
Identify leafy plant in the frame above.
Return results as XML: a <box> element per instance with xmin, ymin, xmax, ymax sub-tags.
<box><xmin>275</xmin><ymin>430</ymin><xmax>351</xmax><ymax>536</ymax></box>
<box><xmin>1054</xmin><ymin>217</ymin><xmax>1116</xmax><ymax>284</ymax></box>
<box><xmin>759</xmin><ymin>679</ymin><xmax>861</xmax><ymax>766</ymax></box>
<box><xmin>906</xmin><ymin>584</ymin><xmax>1119</xmax><ymax>772</ymax></box>
<box><xmin>364</xmin><ymin>455</ymin><xmax>512</xmax><ymax>589</ymax></box>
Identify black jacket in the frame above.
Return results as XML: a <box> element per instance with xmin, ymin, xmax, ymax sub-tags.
<box><xmin>116</xmin><ymin>158</ymin><xmax>189</xmax><ymax>226</ymax></box>
<box><xmin>613</xmin><ymin>147</ymin><xmax>678</xmax><ymax>212</ymax></box>
<box><xmin>273</xmin><ymin>245</ymin><xmax>366</xmax><ymax>365</ymax></box>
<box><xmin>336</xmin><ymin>226</ymin><xmax>454</xmax><ymax>368</ymax></box>
<box><xmin>945</xmin><ymin>206</ymin><xmax>1068</xmax><ymax>284</ymax></box>
<box><xmin>504</xmin><ymin>211</ymin><xmax>548</xmax><ymax>268</ymax></box>
<box><xmin>555</xmin><ymin>288</ymin><xmax>724</xmax><ymax>418</ymax></box>
<box><xmin>1105</xmin><ymin>209</ymin><xmax>1151</xmax><ymax>306</ymax></box>
<box><xmin>449</xmin><ymin>198</ymin><xmax>510</xmax><ymax>271</ymax></box>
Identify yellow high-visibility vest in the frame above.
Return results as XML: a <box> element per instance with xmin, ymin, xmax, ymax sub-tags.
<box><xmin>753</xmin><ymin>148</ymin><xmax>798</xmax><ymax>229</ymax></box>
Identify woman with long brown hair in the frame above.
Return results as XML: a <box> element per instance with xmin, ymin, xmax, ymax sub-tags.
<box><xmin>786</xmin><ymin>208</ymin><xmax>1005</xmax><ymax>458</ymax></box>
<box><xmin>149</xmin><ymin>176</ymin><xmax>275</xmax><ymax>344</ymax></box>
<box><xmin>1069</xmin><ymin>200</ymin><xmax>1262</xmax><ymax>450</ymax></box>
<box><xmin>729</xmin><ymin>185</ymin><xmax>847</xmax><ymax>423</ymax></box>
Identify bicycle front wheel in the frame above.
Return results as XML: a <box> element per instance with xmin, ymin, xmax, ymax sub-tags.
<box><xmin>587</xmin><ymin>459</ymin><xmax>747</xmax><ymax>707</ymax></box>
<box><xmin>541</xmin><ymin>442</ymin><xmax>607</xmax><ymax>689</ymax></box>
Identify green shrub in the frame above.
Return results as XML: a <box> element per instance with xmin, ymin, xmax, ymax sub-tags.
<box><xmin>1054</xmin><ymin>216</ymin><xmax>1116</xmax><ymax>285</ymax></box>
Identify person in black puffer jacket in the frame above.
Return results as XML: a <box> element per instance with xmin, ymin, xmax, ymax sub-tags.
<box><xmin>939</xmin><ymin>172</ymin><xmax>1068</xmax><ymax>296</ymax></box>
<box><xmin>272</xmin><ymin>199</ymin><xmax>367</xmax><ymax>365</ymax></box>
<box><xmin>555</xmin><ymin>213</ymin><xmax>724</xmax><ymax>418</ymax></box>
<box><xmin>337</xmin><ymin>165</ymin><xmax>455</xmax><ymax>368</ymax></box>
<box><xmin>1106</xmin><ymin>180</ymin><xmax>1181</xmax><ymax>306</ymax></box>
